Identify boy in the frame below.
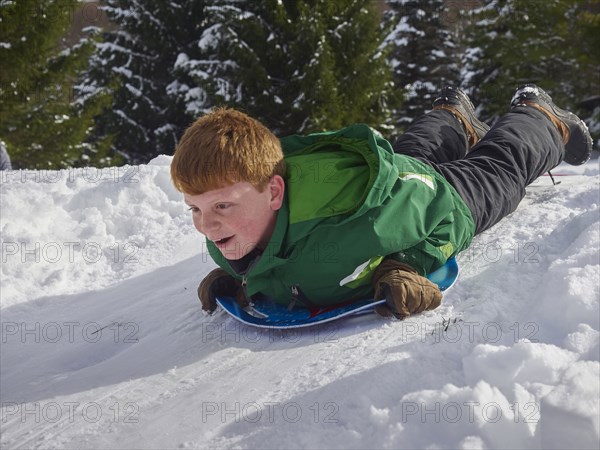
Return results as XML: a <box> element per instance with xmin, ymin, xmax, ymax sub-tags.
<box><xmin>171</xmin><ymin>85</ymin><xmax>592</xmax><ymax>319</ymax></box>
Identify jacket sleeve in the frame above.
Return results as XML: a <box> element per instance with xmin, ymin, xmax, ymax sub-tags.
<box><xmin>391</xmin><ymin>236</ymin><xmax>454</xmax><ymax>276</ymax></box>
<box><xmin>378</xmin><ymin>159</ymin><xmax>474</xmax><ymax>276</ymax></box>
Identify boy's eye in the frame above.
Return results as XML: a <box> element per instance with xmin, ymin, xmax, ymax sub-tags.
<box><xmin>216</xmin><ymin>203</ymin><xmax>231</xmax><ymax>210</ymax></box>
<box><xmin>187</xmin><ymin>206</ymin><xmax>200</xmax><ymax>213</ymax></box>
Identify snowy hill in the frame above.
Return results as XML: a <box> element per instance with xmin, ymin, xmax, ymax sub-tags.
<box><xmin>1</xmin><ymin>155</ymin><xmax>599</xmax><ymax>449</ymax></box>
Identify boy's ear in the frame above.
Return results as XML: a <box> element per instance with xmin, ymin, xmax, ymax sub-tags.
<box><xmin>268</xmin><ymin>175</ymin><xmax>285</xmax><ymax>211</ymax></box>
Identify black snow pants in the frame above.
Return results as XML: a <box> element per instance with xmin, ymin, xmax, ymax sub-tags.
<box><xmin>392</xmin><ymin>107</ymin><xmax>565</xmax><ymax>234</ymax></box>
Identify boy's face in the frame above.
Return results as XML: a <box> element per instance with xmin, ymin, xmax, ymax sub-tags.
<box><xmin>184</xmin><ymin>176</ymin><xmax>285</xmax><ymax>260</ymax></box>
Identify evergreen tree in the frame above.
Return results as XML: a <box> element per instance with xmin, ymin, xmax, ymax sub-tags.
<box><xmin>462</xmin><ymin>0</ymin><xmax>600</xmax><ymax>140</ymax></box>
<box><xmin>574</xmin><ymin>1</ymin><xmax>600</xmax><ymax>142</ymax></box>
<box><xmin>0</xmin><ymin>0</ymin><xmax>113</xmax><ymax>169</ymax></box>
<box><xmin>292</xmin><ymin>0</ymin><xmax>396</xmax><ymax>134</ymax></box>
<box><xmin>82</xmin><ymin>0</ymin><xmax>236</xmax><ymax>164</ymax></box>
<box><xmin>85</xmin><ymin>0</ymin><xmax>395</xmax><ymax>163</ymax></box>
<box><xmin>177</xmin><ymin>0</ymin><xmax>396</xmax><ymax>137</ymax></box>
<box><xmin>383</xmin><ymin>0</ymin><xmax>461</xmax><ymax>131</ymax></box>
<box><xmin>168</xmin><ymin>1</ymin><xmax>260</xmax><ymax>121</ymax></box>
<box><xmin>86</xmin><ymin>0</ymin><xmax>392</xmax><ymax>162</ymax></box>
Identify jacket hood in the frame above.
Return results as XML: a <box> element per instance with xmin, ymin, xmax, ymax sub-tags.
<box><xmin>281</xmin><ymin>124</ymin><xmax>399</xmax><ymax>228</ymax></box>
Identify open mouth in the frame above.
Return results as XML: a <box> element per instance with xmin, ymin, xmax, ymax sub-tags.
<box><xmin>214</xmin><ymin>236</ymin><xmax>233</xmax><ymax>246</ymax></box>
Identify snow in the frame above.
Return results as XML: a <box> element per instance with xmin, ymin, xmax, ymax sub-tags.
<box><xmin>174</xmin><ymin>52</ymin><xmax>189</xmax><ymax>69</ymax></box>
<box><xmin>198</xmin><ymin>24</ymin><xmax>222</xmax><ymax>51</ymax></box>
<box><xmin>1</xmin><ymin>155</ymin><xmax>599</xmax><ymax>449</ymax></box>
<box><xmin>183</xmin><ymin>87</ymin><xmax>208</xmax><ymax>115</ymax></box>
<box><xmin>112</xmin><ymin>66</ymin><xmax>133</xmax><ymax>79</ymax></box>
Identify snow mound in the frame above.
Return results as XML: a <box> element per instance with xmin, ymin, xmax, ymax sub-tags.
<box><xmin>1</xmin><ymin>158</ymin><xmax>598</xmax><ymax>449</ymax></box>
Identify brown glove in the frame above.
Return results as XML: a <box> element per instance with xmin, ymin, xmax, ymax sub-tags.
<box><xmin>197</xmin><ymin>268</ymin><xmax>247</xmax><ymax>314</ymax></box>
<box><xmin>372</xmin><ymin>259</ymin><xmax>442</xmax><ymax>319</ymax></box>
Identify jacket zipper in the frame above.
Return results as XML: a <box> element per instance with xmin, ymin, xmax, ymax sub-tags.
<box><xmin>288</xmin><ymin>285</ymin><xmax>299</xmax><ymax>311</ymax></box>
<box><xmin>288</xmin><ymin>284</ymin><xmax>318</xmax><ymax>311</ymax></box>
<box><xmin>239</xmin><ymin>254</ymin><xmax>261</xmax><ymax>304</ymax></box>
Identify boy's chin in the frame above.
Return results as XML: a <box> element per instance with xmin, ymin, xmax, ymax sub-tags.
<box><xmin>222</xmin><ymin>253</ymin><xmax>246</xmax><ymax>261</ymax></box>
<box><xmin>218</xmin><ymin>244</ymin><xmax>258</xmax><ymax>261</ymax></box>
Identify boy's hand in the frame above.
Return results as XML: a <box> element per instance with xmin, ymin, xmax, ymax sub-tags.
<box><xmin>372</xmin><ymin>259</ymin><xmax>442</xmax><ymax>319</ymax></box>
<box><xmin>197</xmin><ymin>268</ymin><xmax>246</xmax><ymax>314</ymax></box>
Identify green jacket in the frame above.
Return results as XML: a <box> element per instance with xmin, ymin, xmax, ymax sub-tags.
<box><xmin>208</xmin><ymin>124</ymin><xmax>475</xmax><ymax>307</ymax></box>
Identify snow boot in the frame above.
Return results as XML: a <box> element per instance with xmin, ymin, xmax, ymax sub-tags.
<box><xmin>432</xmin><ymin>86</ymin><xmax>490</xmax><ymax>149</ymax></box>
<box><xmin>511</xmin><ymin>84</ymin><xmax>593</xmax><ymax>166</ymax></box>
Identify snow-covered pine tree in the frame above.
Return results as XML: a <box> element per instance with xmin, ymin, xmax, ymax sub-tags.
<box><xmin>0</xmin><ymin>0</ymin><xmax>112</xmax><ymax>168</ymax></box>
<box><xmin>293</xmin><ymin>0</ymin><xmax>396</xmax><ymax>134</ymax></box>
<box><xmin>86</xmin><ymin>0</ymin><xmax>396</xmax><ymax>161</ymax></box>
<box><xmin>168</xmin><ymin>2</ymin><xmax>259</xmax><ymax>123</ymax></box>
<box><xmin>574</xmin><ymin>1</ymin><xmax>600</xmax><ymax>145</ymax></box>
<box><xmin>383</xmin><ymin>0</ymin><xmax>461</xmax><ymax>132</ymax></box>
<box><xmin>175</xmin><ymin>0</ymin><xmax>395</xmax><ymax>137</ymax></box>
<box><xmin>462</xmin><ymin>0</ymin><xmax>600</xmax><ymax>138</ymax></box>
<box><xmin>82</xmin><ymin>0</ymin><xmax>239</xmax><ymax>163</ymax></box>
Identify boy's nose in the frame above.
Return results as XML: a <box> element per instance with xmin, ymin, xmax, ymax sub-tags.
<box><xmin>200</xmin><ymin>213</ymin><xmax>220</xmax><ymax>233</ymax></box>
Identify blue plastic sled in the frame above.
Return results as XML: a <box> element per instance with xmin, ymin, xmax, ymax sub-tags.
<box><xmin>216</xmin><ymin>257</ymin><xmax>459</xmax><ymax>329</ymax></box>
